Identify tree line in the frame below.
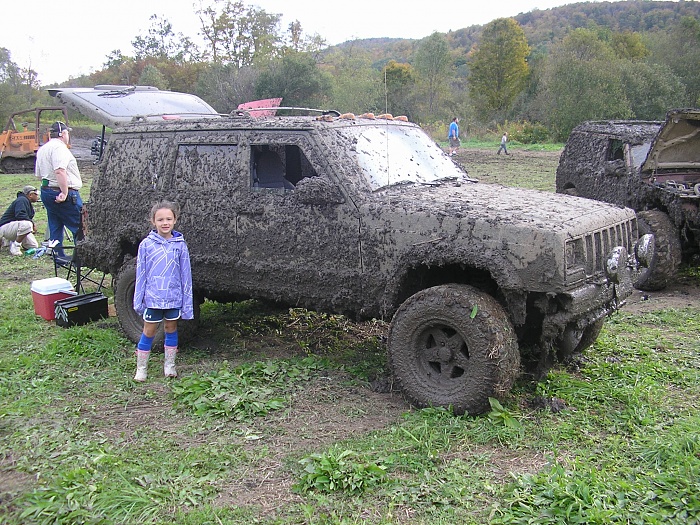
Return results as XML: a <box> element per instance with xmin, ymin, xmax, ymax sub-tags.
<box><xmin>2</xmin><ymin>0</ymin><xmax>698</xmax><ymax>141</ymax></box>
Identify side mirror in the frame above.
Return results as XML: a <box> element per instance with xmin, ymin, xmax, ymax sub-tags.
<box><xmin>294</xmin><ymin>177</ymin><xmax>345</xmax><ymax>205</ymax></box>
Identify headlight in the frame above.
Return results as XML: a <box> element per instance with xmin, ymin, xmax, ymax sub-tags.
<box><xmin>606</xmin><ymin>246</ymin><xmax>628</xmax><ymax>283</ymax></box>
<box><xmin>635</xmin><ymin>234</ymin><xmax>654</xmax><ymax>269</ymax></box>
<box><xmin>565</xmin><ymin>238</ymin><xmax>584</xmax><ymax>269</ymax></box>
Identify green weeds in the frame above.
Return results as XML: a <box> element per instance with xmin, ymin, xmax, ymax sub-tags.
<box><xmin>295</xmin><ymin>449</ymin><xmax>388</xmax><ymax>494</ymax></box>
<box><xmin>171</xmin><ymin>357</ymin><xmax>325</xmax><ymax>420</ymax></box>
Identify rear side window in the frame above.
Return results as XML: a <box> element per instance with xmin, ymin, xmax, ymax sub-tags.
<box><xmin>103</xmin><ymin>137</ymin><xmax>171</xmax><ymax>190</ymax></box>
<box><xmin>250</xmin><ymin>144</ymin><xmax>318</xmax><ymax>191</ymax></box>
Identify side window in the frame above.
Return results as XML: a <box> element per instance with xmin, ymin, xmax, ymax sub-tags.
<box><xmin>174</xmin><ymin>144</ymin><xmax>238</xmax><ymax>191</ymax></box>
<box><xmin>607</xmin><ymin>139</ymin><xmax>625</xmax><ymax>161</ymax></box>
<box><xmin>251</xmin><ymin>144</ymin><xmax>318</xmax><ymax>191</ymax></box>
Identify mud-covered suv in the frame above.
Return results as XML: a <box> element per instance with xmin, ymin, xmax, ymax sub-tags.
<box><xmin>52</xmin><ymin>85</ymin><xmax>653</xmax><ymax>415</ymax></box>
<box><xmin>557</xmin><ymin>109</ymin><xmax>700</xmax><ymax>290</ymax></box>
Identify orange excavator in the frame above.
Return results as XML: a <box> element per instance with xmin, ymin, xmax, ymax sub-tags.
<box><xmin>0</xmin><ymin>106</ymin><xmax>69</xmax><ymax>173</ymax></box>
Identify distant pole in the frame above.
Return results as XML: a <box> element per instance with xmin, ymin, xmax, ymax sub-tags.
<box><xmin>384</xmin><ymin>67</ymin><xmax>388</xmax><ymax>114</ymax></box>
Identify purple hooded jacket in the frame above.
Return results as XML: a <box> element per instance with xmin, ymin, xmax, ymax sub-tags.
<box><xmin>133</xmin><ymin>230</ymin><xmax>193</xmax><ymax>319</ymax></box>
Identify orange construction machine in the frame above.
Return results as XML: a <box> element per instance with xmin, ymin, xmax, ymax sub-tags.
<box><xmin>0</xmin><ymin>107</ymin><xmax>70</xmax><ymax>173</ymax></box>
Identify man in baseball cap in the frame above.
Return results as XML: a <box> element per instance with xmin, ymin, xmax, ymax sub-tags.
<box><xmin>35</xmin><ymin>121</ymin><xmax>83</xmax><ymax>257</ymax></box>
<box><xmin>0</xmin><ymin>185</ymin><xmax>40</xmax><ymax>255</ymax></box>
<box><xmin>50</xmin><ymin>121</ymin><xmax>72</xmax><ymax>135</ymax></box>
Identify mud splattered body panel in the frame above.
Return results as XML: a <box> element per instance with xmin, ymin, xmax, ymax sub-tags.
<box><xmin>80</xmin><ymin>114</ymin><xmax>643</xmax><ymax>366</ymax></box>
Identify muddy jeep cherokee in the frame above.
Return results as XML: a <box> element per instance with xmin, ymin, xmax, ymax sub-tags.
<box><xmin>557</xmin><ymin>109</ymin><xmax>700</xmax><ymax>290</ymax></box>
<box><xmin>53</xmin><ymin>86</ymin><xmax>652</xmax><ymax>415</ymax></box>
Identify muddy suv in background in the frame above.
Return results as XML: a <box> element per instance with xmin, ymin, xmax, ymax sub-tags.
<box><xmin>557</xmin><ymin>109</ymin><xmax>700</xmax><ymax>290</ymax></box>
<box><xmin>52</xmin><ymin>85</ymin><xmax>653</xmax><ymax>415</ymax></box>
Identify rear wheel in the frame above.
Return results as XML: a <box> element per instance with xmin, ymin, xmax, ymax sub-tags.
<box><xmin>114</xmin><ymin>258</ymin><xmax>200</xmax><ymax>347</ymax></box>
<box><xmin>635</xmin><ymin>210</ymin><xmax>681</xmax><ymax>291</ymax></box>
<box><xmin>388</xmin><ymin>284</ymin><xmax>520</xmax><ymax>415</ymax></box>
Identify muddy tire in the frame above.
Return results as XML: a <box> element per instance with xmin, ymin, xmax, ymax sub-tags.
<box><xmin>114</xmin><ymin>258</ymin><xmax>200</xmax><ymax>346</ymax></box>
<box><xmin>635</xmin><ymin>210</ymin><xmax>681</xmax><ymax>291</ymax></box>
<box><xmin>388</xmin><ymin>284</ymin><xmax>520</xmax><ymax>415</ymax></box>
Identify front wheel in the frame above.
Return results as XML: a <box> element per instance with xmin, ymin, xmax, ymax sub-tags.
<box><xmin>635</xmin><ymin>210</ymin><xmax>682</xmax><ymax>291</ymax></box>
<box><xmin>388</xmin><ymin>284</ymin><xmax>520</xmax><ymax>415</ymax></box>
<box><xmin>114</xmin><ymin>258</ymin><xmax>200</xmax><ymax>347</ymax></box>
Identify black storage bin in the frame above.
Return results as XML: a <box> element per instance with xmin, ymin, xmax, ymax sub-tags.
<box><xmin>54</xmin><ymin>292</ymin><xmax>109</xmax><ymax>327</ymax></box>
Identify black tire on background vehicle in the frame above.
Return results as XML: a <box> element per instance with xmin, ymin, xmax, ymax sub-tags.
<box><xmin>634</xmin><ymin>210</ymin><xmax>682</xmax><ymax>291</ymax></box>
<box><xmin>388</xmin><ymin>284</ymin><xmax>520</xmax><ymax>415</ymax></box>
<box><xmin>114</xmin><ymin>258</ymin><xmax>201</xmax><ymax>347</ymax></box>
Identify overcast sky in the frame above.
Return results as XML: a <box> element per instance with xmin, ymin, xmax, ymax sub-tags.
<box><xmin>1</xmin><ymin>0</ymin><xmax>672</xmax><ymax>85</ymax></box>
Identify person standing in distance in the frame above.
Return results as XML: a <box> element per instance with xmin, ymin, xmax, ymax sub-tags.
<box><xmin>132</xmin><ymin>201</ymin><xmax>193</xmax><ymax>382</ymax></box>
<box><xmin>497</xmin><ymin>131</ymin><xmax>510</xmax><ymax>155</ymax></box>
<box><xmin>35</xmin><ymin>121</ymin><xmax>83</xmax><ymax>257</ymax></box>
<box><xmin>448</xmin><ymin>117</ymin><xmax>460</xmax><ymax>156</ymax></box>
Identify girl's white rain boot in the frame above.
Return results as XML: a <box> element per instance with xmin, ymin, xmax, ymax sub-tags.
<box><xmin>164</xmin><ymin>346</ymin><xmax>178</xmax><ymax>378</ymax></box>
<box><xmin>134</xmin><ymin>350</ymin><xmax>150</xmax><ymax>382</ymax></box>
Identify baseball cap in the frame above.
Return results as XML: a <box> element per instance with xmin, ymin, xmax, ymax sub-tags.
<box><xmin>22</xmin><ymin>185</ymin><xmax>39</xmax><ymax>195</ymax></box>
<box><xmin>50</xmin><ymin>121</ymin><xmax>72</xmax><ymax>134</ymax></box>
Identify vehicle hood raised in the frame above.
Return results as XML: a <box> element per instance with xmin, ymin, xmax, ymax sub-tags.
<box><xmin>642</xmin><ymin>108</ymin><xmax>700</xmax><ymax>173</ymax></box>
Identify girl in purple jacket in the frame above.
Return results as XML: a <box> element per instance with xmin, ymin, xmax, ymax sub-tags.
<box><xmin>133</xmin><ymin>201</ymin><xmax>193</xmax><ymax>381</ymax></box>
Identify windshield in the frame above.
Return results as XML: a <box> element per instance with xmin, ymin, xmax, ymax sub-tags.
<box><xmin>342</xmin><ymin>124</ymin><xmax>466</xmax><ymax>191</ymax></box>
<box><xmin>630</xmin><ymin>143</ymin><xmax>652</xmax><ymax>170</ymax></box>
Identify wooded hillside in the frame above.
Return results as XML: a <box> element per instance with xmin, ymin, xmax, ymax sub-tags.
<box><xmin>2</xmin><ymin>0</ymin><xmax>698</xmax><ymax>140</ymax></box>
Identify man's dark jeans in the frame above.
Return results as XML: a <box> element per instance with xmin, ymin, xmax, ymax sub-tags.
<box><xmin>41</xmin><ymin>187</ymin><xmax>82</xmax><ymax>258</ymax></box>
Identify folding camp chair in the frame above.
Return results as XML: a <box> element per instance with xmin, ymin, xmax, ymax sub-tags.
<box><xmin>52</xmin><ymin>208</ymin><xmax>107</xmax><ymax>294</ymax></box>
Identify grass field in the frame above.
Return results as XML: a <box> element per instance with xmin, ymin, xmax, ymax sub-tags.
<box><xmin>1</xmin><ymin>152</ymin><xmax>698</xmax><ymax>524</ymax></box>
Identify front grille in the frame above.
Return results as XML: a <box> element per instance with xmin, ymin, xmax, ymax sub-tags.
<box><xmin>583</xmin><ymin>219</ymin><xmax>636</xmax><ymax>275</ymax></box>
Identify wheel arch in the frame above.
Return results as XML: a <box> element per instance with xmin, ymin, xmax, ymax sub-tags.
<box><xmin>383</xmin><ymin>246</ymin><xmax>523</xmax><ymax>318</ymax></box>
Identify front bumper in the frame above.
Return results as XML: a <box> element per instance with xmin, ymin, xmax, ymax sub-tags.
<box><xmin>549</xmin><ymin>234</ymin><xmax>654</xmax><ymax>355</ymax></box>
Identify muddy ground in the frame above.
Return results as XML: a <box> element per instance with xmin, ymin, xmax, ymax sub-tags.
<box><xmin>5</xmin><ymin>145</ymin><xmax>698</xmax><ymax>520</ymax></box>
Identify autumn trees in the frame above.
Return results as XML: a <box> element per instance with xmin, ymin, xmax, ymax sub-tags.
<box><xmin>2</xmin><ymin>1</ymin><xmax>698</xmax><ymax>141</ymax></box>
<box><xmin>468</xmin><ymin>18</ymin><xmax>530</xmax><ymax>120</ymax></box>
<box><xmin>533</xmin><ymin>27</ymin><xmax>691</xmax><ymax>139</ymax></box>
<box><xmin>0</xmin><ymin>48</ymin><xmax>41</xmax><ymax>121</ymax></box>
